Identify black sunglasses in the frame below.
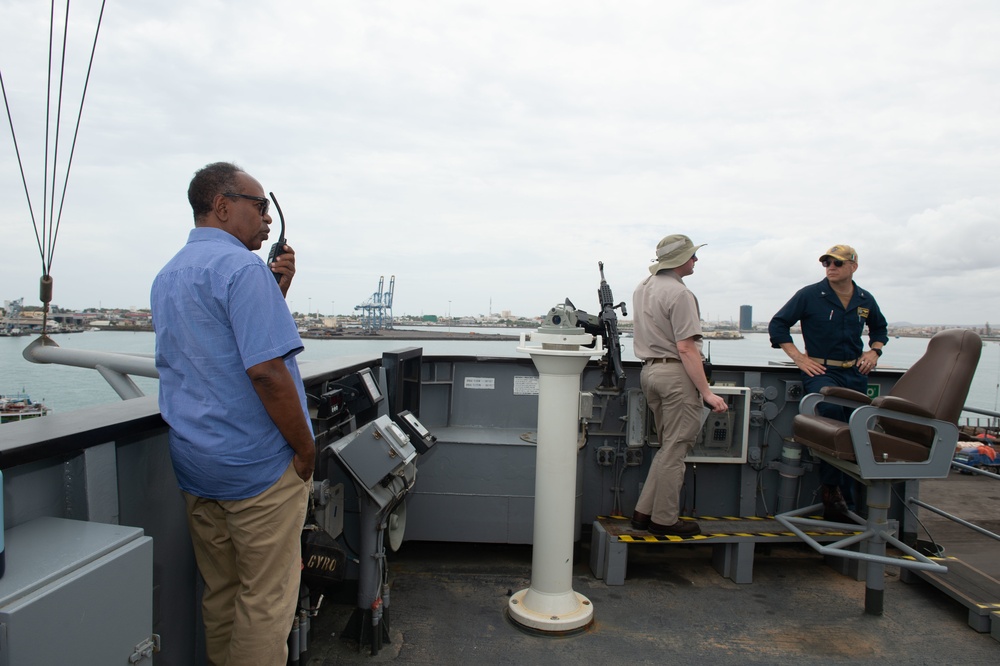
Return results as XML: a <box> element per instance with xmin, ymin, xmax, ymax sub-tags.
<box><xmin>223</xmin><ymin>192</ymin><xmax>270</xmax><ymax>216</ymax></box>
<box><xmin>821</xmin><ymin>258</ymin><xmax>845</xmax><ymax>268</ymax></box>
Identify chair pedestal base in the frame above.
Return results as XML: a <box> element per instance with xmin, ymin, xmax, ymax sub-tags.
<box><xmin>776</xmin><ymin>482</ymin><xmax>947</xmax><ymax>616</ymax></box>
<box><xmin>861</xmin><ymin>483</ymin><xmax>889</xmax><ymax>615</ymax></box>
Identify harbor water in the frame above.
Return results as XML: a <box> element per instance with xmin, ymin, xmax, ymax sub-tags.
<box><xmin>2</xmin><ymin>329</ymin><xmax>999</xmax><ymax>419</ymax></box>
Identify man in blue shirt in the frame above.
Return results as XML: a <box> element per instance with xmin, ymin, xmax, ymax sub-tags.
<box><xmin>152</xmin><ymin>162</ymin><xmax>314</xmax><ymax>666</ymax></box>
<box><xmin>768</xmin><ymin>244</ymin><xmax>888</xmax><ymax>521</ymax></box>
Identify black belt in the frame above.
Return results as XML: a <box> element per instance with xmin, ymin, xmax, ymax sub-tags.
<box><xmin>644</xmin><ymin>358</ymin><xmax>681</xmax><ymax>364</ymax></box>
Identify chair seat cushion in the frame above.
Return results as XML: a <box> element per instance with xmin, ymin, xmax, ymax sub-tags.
<box><xmin>793</xmin><ymin>415</ymin><xmax>933</xmax><ymax>464</ymax></box>
<box><xmin>793</xmin><ymin>415</ymin><xmax>857</xmax><ymax>459</ymax></box>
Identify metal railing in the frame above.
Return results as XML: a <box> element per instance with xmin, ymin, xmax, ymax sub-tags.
<box><xmin>908</xmin><ymin>493</ymin><xmax>1000</xmax><ymax>543</ymax></box>
<box><xmin>22</xmin><ymin>335</ymin><xmax>158</xmax><ymax>400</ymax></box>
<box><xmin>960</xmin><ymin>405</ymin><xmax>1000</xmax><ymax>432</ymax></box>
<box><xmin>911</xmin><ymin>404</ymin><xmax>1000</xmax><ymax>546</ymax></box>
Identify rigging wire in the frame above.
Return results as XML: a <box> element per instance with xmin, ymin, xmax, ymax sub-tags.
<box><xmin>1</xmin><ymin>0</ymin><xmax>107</xmax><ymax>331</ymax></box>
<box><xmin>51</xmin><ymin>0</ymin><xmax>106</xmax><ymax>270</ymax></box>
<box><xmin>0</xmin><ymin>70</ymin><xmax>43</xmax><ymax>263</ymax></box>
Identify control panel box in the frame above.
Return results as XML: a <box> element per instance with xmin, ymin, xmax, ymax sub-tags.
<box><xmin>328</xmin><ymin>414</ymin><xmax>418</xmax><ymax>509</ymax></box>
<box><xmin>687</xmin><ymin>386</ymin><xmax>751</xmax><ymax>463</ymax></box>
<box><xmin>634</xmin><ymin>385</ymin><xmax>751</xmax><ymax>463</ymax></box>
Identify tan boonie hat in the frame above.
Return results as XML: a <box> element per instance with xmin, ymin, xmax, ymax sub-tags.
<box><xmin>820</xmin><ymin>244</ymin><xmax>857</xmax><ymax>262</ymax></box>
<box><xmin>649</xmin><ymin>234</ymin><xmax>706</xmax><ymax>274</ymax></box>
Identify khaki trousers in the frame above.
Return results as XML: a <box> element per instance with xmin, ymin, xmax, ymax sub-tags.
<box><xmin>635</xmin><ymin>361</ymin><xmax>702</xmax><ymax>525</ymax></box>
<box><xmin>183</xmin><ymin>460</ymin><xmax>310</xmax><ymax>666</ymax></box>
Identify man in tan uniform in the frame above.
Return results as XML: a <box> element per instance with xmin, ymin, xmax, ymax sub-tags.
<box><xmin>631</xmin><ymin>234</ymin><xmax>728</xmax><ymax>536</ymax></box>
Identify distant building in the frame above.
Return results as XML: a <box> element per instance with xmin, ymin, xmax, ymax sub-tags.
<box><xmin>739</xmin><ymin>305</ymin><xmax>752</xmax><ymax>331</ymax></box>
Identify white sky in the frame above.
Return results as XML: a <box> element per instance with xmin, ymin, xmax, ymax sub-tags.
<box><xmin>2</xmin><ymin>1</ymin><xmax>998</xmax><ymax>325</ymax></box>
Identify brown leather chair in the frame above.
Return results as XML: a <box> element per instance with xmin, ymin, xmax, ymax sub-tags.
<box><xmin>776</xmin><ymin>328</ymin><xmax>982</xmax><ymax>615</ymax></box>
<box><xmin>794</xmin><ymin>328</ymin><xmax>981</xmax><ymax>479</ymax></box>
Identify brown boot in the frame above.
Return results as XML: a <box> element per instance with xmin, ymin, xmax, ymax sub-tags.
<box><xmin>821</xmin><ymin>484</ymin><xmax>851</xmax><ymax>523</ymax></box>
<box><xmin>649</xmin><ymin>519</ymin><xmax>701</xmax><ymax>536</ymax></box>
<box><xmin>630</xmin><ymin>510</ymin><xmax>651</xmax><ymax>530</ymax></box>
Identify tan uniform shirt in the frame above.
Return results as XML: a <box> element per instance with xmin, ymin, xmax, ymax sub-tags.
<box><xmin>632</xmin><ymin>270</ymin><xmax>703</xmax><ymax>361</ymax></box>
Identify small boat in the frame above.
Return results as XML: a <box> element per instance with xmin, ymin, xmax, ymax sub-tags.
<box><xmin>0</xmin><ymin>392</ymin><xmax>51</xmax><ymax>424</ymax></box>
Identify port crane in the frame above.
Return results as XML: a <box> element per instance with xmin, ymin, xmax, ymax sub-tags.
<box><xmin>354</xmin><ymin>275</ymin><xmax>395</xmax><ymax>333</ymax></box>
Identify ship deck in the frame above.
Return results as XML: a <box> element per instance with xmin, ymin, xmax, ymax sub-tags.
<box><xmin>302</xmin><ymin>474</ymin><xmax>1000</xmax><ymax>664</ymax></box>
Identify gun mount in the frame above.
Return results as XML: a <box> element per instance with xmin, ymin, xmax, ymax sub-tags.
<box><xmin>565</xmin><ymin>261</ymin><xmax>627</xmax><ymax>393</ymax></box>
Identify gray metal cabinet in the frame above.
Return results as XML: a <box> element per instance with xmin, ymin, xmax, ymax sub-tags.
<box><xmin>0</xmin><ymin>517</ymin><xmax>154</xmax><ymax>665</ymax></box>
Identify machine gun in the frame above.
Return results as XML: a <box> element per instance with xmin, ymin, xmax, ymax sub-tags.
<box><xmin>572</xmin><ymin>262</ymin><xmax>627</xmax><ymax>392</ymax></box>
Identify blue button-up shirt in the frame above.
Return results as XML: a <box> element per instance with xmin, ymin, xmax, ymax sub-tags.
<box><xmin>768</xmin><ymin>278</ymin><xmax>889</xmax><ymax>361</ymax></box>
<box><xmin>152</xmin><ymin>227</ymin><xmax>310</xmax><ymax>500</ymax></box>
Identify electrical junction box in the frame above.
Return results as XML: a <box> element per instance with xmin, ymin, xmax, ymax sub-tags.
<box><xmin>625</xmin><ymin>388</ymin><xmax>647</xmax><ymax>448</ymax></box>
<box><xmin>579</xmin><ymin>392</ymin><xmax>595</xmax><ymax>421</ymax></box>
<box><xmin>0</xmin><ymin>517</ymin><xmax>154</xmax><ymax>666</ymax></box>
<box><xmin>329</xmin><ymin>414</ymin><xmax>418</xmax><ymax>510</ymax></box>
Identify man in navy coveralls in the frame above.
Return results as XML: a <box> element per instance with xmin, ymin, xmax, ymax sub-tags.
<box><xmin>769</xmin><ymin>244</ymin><xmax>888</xmax><ymax>521</ymax></box>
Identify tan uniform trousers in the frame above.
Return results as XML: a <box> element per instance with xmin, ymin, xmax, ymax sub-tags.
<box><xmin>183</xmin><ymin>460</ymin><xmax>310</xmax><ymax>666</ymax></box>
<box><xmin>635</xmin><ymin>361</ymin><xmax>702</xmax><ymax>526</ymax></box>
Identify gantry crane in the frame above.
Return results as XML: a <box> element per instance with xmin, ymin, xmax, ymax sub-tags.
<box><xmin>354</xmin><ymin>275</ymin><xmax>395</xmax><ymax>333</ymax></box>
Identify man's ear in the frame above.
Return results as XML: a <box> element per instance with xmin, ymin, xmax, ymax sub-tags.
<box><xmin>213</xmin><ymin>193</ymin><xmax>230</xmax><ymax>222</ymax></box>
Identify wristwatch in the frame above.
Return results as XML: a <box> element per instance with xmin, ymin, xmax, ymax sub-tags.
<box><xmin>871</xmin><ymin>347</ymin><xmax>883</xmax><ymax>357</ymax></box>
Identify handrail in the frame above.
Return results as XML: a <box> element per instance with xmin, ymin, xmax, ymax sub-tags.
<box><xmin>959</xmin><ymin>405</ymin><xmax>1000</xmax><ymax>433</ymax></box>
<box><xmin>962</xmin><ymin>405</ymin><xmax>1000</xmax><ymax>418</ymax></box>
<box><xmin>22</xmin><ymin>334</ymin><xmax>157</xmax><ymax>376</ymax></box>
<box><xmin>908</xmin><ymin>495</ymin><xmax>1000</xmax><ymax>543</ymax></box>
<box><xmin>903</xmin><ymin>454</ymin><xmax>1000</xmax><ymax>555</ymax></box>
<box><xmin>950</xmin><ymin>460</ymin><xmax>1000</xmax><ymax>480</ymax></box>
<box><xmin>20</xmin><ymin>334</ymin><xmax>386</xmax><ymax>404</ymax></box>
<box><xmin>22</xmin><ymin>334</ymin><xmax>157</xmax><ymax>400</ymax></box>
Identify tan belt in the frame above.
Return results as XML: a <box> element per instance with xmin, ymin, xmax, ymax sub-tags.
<box><xmin>644</xmin><ymin>357</ymin><xmax>681</xmax><ymax>364</ymax></box>
<box><xmin>810</xmin><ymin>357</ymin><xmax>857</xmax><ymax>368</ymax></box>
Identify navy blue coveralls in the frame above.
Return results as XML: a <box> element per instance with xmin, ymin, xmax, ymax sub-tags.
<box><xmin>769</xmin><ymin>278</ymin><xmax>889</xmax><ymax>490</ymax></box>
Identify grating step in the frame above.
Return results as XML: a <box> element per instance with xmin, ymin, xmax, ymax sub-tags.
<box><xmin>912</xmin><ymin>556</ymin><xmax>1000</xmax><ymax>636</ymax></box>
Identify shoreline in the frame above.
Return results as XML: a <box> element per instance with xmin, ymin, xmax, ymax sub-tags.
<box><xmin>300</xmin><ymin>328</ymin><xmax>522</xmax><ymax>341</ymax></box>
<box><xmin>10</xmin><ymin>326</ymin><xmax>1000</xmax><ymax>344</ymax></box>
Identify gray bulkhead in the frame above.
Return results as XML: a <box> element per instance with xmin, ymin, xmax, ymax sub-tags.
<box><xmin>0</xmin><ymin>350</ymin><xmax>905</xmax><ymax>664</ymax></box>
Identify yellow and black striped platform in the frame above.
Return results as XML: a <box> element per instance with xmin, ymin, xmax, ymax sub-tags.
<box><xmin>591</xmin><ymin>514</ymin><xmax>864</xmax><ymax>585</ymax></box>
<box><xmin>596</xmin><ymin>514</ymin><xmax>860</xmax><ymax>544</ymax></box>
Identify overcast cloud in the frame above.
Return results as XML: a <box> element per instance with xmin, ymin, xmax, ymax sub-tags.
<box><xmin>2</xmin><ymin>0</ymin><xmax>998</xmax><ymax>326</ymax></box>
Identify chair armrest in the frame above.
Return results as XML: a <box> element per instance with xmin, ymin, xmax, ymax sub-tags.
<box><xmin>871</xmin><ymin>395</ymin><xmax>933</xmax><ymax>419</ymax></box>
<box><xmin>799</xmin><ymin>386</ymin><xmax>872</xmax><ymax>416</ymax></box>
<box><xmin>820</xmin><ymin>386</ymin><xmax>873</xmax><ymax>405</ymax></box>
<box><xmin>846</xmin><ymin>404</ymin><xmax>958</xmax><ymax>479</ymax></box>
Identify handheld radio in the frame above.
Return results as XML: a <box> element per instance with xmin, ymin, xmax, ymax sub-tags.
<box><xmin>266</xmin><ymin>191</ymin><xmax>287</xmax><ymax>282</ymax></box>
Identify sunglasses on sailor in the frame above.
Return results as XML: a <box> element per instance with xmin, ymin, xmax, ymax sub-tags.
<box><xmin>223</xmin><ymin>192</ymin><xmax>270</xmax><ymax>217</ymax></box>
<box><xmin>821</xmin><ymin>258</ymin><xmax>846</xmax><ymax>268</ymax></box>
